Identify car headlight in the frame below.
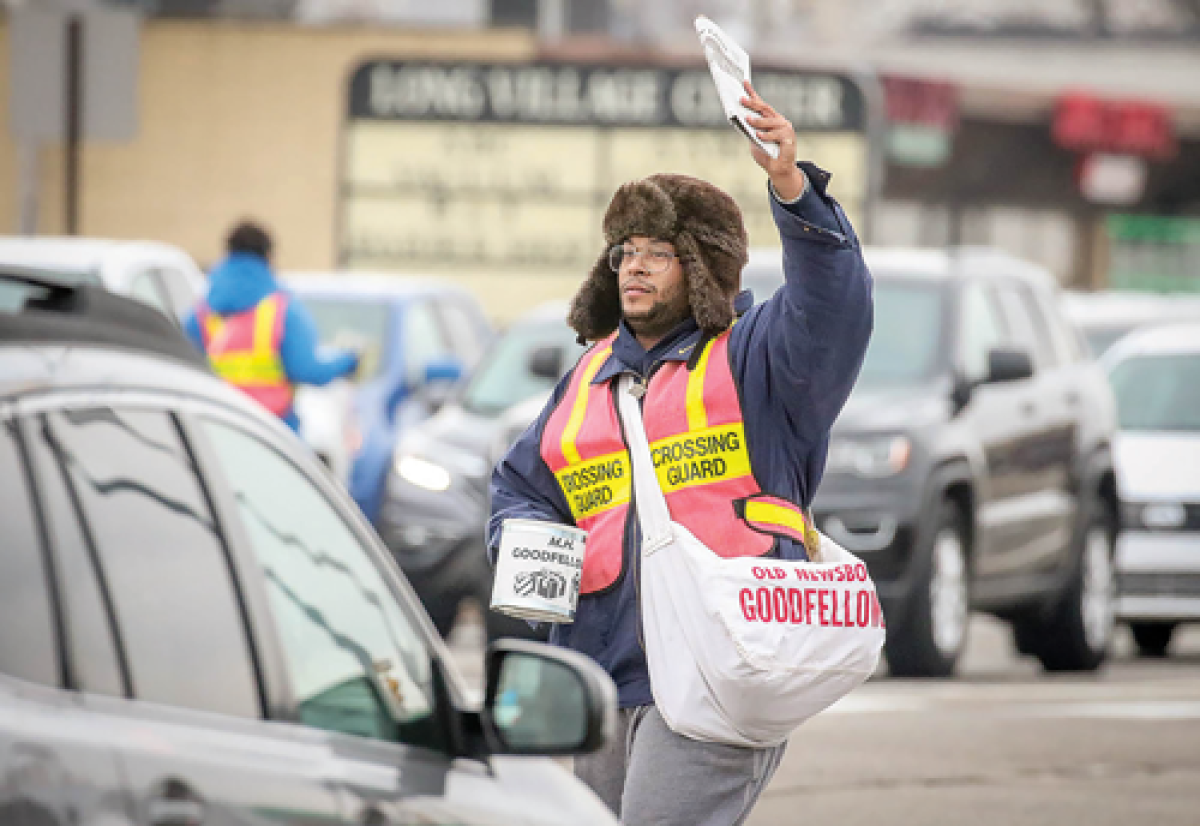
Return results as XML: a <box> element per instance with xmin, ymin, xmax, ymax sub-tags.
<box><xmin>826</xmin><ymin>436</ymin><xmax>912</xmax><ymax>478</ymax></box>
<box><xmin>1123</xmin><ymin>502</ymin><xmax>1188</xmax><ymax>531</ymax></box>
<box><xmin>395</xmin><ymin>454</ymin><xmax>453</xmax><ymax>492</ymax></box>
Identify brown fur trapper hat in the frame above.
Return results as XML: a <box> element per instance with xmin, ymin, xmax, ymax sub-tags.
<box><xmin>568</xmin><ymin>173</ymin><xmax>749</xmax><ymax>341</ymax></box>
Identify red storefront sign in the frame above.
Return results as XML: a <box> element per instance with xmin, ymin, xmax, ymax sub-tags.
<box><xmin>1053</xmin><ymin>92</ymin><xmax>1176</xmax><ymax>161</ymax></box>
<box><xmin>882</xmin><ymin>75</ymin><xmax>958</xmax><ymax>130</ymax></box>
<box><xmin>882</xmin><ymin>75</ymin><xmax>958</xmax><ymax>167</ymax></box>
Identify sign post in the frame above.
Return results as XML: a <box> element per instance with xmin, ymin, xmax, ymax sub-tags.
<box><xmin>8</xmin><ymin>1</ymin><xmax>140</xmax><ymax>235</ymax></box>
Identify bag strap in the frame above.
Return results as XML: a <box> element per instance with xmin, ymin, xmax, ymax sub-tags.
<box><xmin>616</xmin><ymin>374</ymin><xmax>674</xmax><ymax>549</ymax></box>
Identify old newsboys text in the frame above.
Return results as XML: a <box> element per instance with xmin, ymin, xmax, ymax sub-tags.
<box><xmin>740</xmin><ymin>564</ymin><xmax>886</xmax><ymax>628</ymax></box>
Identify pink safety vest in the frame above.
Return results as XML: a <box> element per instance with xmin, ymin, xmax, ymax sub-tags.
<box><xmin>540</xmin><ymin>330</ymin><xmax>816</xmax><ymax>595</ymax></box>
<box><xmin>198</xmin><ymin>293</ymin><xmax>293</xmax><ymax>418</ymax></box>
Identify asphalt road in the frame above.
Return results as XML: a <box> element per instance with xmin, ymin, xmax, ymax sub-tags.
<box><xmin>748</xmin><ymin>618</ymin><xmax>1200</xmax><ymax>826</ymax></box>
<box><xmin>449</xmin><ymin>614</ymin><xmax>1200</xmax><ymax>826</ymax></box>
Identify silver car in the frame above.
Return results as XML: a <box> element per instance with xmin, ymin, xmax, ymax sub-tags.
<box><xmin>1104</xmin><ymin>323</ymin><xmax>1200</xmax><ymax>656</ymax></box>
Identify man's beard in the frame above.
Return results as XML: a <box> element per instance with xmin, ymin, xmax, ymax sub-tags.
<box><xmin>624</xmin><ymin>290</ymin><xmax>691</xmax><ymax>341</ymax></box>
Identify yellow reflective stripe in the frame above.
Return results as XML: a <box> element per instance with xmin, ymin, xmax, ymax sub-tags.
<box><xmin>554</xmin><ymin>449</ymin><xmax>631</xmax><ymax>521</ymax></box>
<box><xmin>649</xmin><ymin>422</ymin><xmax>751</xmax><ymax>494</ymax></box>
<box><xmin>211</xmin><ymin>352</ymin><xmax>286</xmax><ymax>384</ymax></box>
<box><xmin>744</xmin><ymin>499</ymin><xmax>810</xmax><ymax>544</ymax></box>
<box><xmin>685</xmin><ymin>337</ymin><xmax>718</xmax><ymax>432</ymax></box>
<box><xmin>253</xmin><ymin>295</ymin><xmax>279</xmax><ymax>356</ymax></box>
<box><xmin>561</xmin><ymin>345</ymin><xmax>612</xmax><ymax>466</ymax></box>
<box><xmin>203</xmin><ymin>313</ymin><xmax>224</xmax><ymax>342</ymax></box>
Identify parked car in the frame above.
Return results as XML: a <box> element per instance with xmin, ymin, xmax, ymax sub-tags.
<box><xmin>1062</xmin><ymin>289</ymin><xmax>1200</xmax><ymax>357</ymax></box>
<box><xmin>0</xmin><ymin>235</ymin><xmax>205</xmax><ymax>323</ymax></box>
<box><xmin>747</xmin><ymin>246</ymin><xmax>1121</xmax><ymax>677</ymax></box>
<box><xmin>1100</xmin><ymin>323</ymin><xmax>1200</xmax><ymax>657</ymax></box>
<box><xmin>383</xmin><ymin>302</ymin><xmax>582</xmax><ymax>639</ymax></box>
<box><xmin>0</xmin><ymin>269</ymin><xmax>618</xmax><ymax>825</ymax></box>
<box><xmin>287</xmin><ymin>274</ymin><xmax>494</xmax><ymax>519</ymax></box>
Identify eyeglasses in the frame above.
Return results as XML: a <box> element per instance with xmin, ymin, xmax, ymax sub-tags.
<box><xmin>608</xmin><ymin>243</ymin><xmax>678</xmax><ymax>274</ymax></box>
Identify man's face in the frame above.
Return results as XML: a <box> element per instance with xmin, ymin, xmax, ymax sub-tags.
<box><xmin>617</xmin><ymin>236</ymin><xmax>690</xmax><ymax>340</ymax></box>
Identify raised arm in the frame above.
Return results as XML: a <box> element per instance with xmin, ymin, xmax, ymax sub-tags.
<box><xmin>280</xmin><ymin>299</ymin><xmax>360</xmax><ymax>386</ymax></box>
<box><xmin>730</xmin><ymin>83</ymin><xmax>874</xmax><ymax>499</ymax></box>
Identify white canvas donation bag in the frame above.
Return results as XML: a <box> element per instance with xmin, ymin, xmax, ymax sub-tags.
<box><xmin>618</xmin><ymin>376</ymin><xmax>886</xmax><ymax>748</ymax></box>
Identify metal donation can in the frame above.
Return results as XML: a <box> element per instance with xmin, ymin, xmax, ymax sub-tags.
<box><xmin>491</xmin><ymin>518</ymin><xmax>587</xmax><ymax>623</ymax></box>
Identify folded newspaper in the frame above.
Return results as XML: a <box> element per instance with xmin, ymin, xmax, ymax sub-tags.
<box><xmin>695</xmin><ymin>15</ymin><xmax>780</xmax><ymax>159</ymax></box>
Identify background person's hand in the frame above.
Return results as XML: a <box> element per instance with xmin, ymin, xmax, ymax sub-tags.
<box><xmin>742</xmin><ymin>80</ymin><xmax>806</xmax><ymax>201</ymax></box>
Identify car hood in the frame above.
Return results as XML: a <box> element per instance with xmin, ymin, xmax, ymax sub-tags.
<box><xmin>1114</xmin><ymin>432</ymin><xmax>1200</xmax><ymax>501</ymax></box>
<box><xmin>409</xmin><ymin>402</ymin><xmax>499</xmax><ymax>457</ymax></box>
<box><xmin>832</xmin><ymin>384</ymin><xmax>949</xmax><ymax>434</ymax></box>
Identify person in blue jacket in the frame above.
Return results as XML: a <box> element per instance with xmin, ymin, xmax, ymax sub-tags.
<box><xmin>487</xmin><ymin>84</ymin><xmax>874</xmax><ymax>824</ymax></box>
<box><xmin>183</xmin><ymin>221</ymin><xmax>359</xmax><ymax>431</ymax></box>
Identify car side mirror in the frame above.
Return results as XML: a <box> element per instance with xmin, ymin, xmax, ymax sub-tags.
<box><xmin>527</xmin><ymin>345</ymin><xmax>563</xmax><ymax>382</ymax></box>
<box><xmin>481</xmin><ymin>639</ymin><xmax>617</xmax><ymax>756</ymax></box>
<box><xmin>985</xmin><ymin>347</ymin><xmax>1034</xmax><ymax>384</ymax></box>
<box><xmin>409</xmin><ymin>356</ymin><xmax>464</xmax><ymax>414</ymax></box>
<box><xmin>424</xmin><ymin>356</ymin><xmax>464</xmax><ymax>385</ymax></box>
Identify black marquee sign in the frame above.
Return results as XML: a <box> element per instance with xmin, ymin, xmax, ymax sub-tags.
<box><xmin>349</xmin><ymin>61</ymin><xmax>865</xmax><ymax>132</ymax></box>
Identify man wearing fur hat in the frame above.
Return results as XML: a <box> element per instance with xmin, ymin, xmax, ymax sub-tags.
<box><xmin>487</xmin><ymin>83</ymin><xmax>873</xmax><ymax>824</ymax></box>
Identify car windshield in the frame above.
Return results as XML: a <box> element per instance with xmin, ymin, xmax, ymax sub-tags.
<box><xmin>461</xmin><ymin>321</ymin><xmax>580</xmax><ymax>416</ymax></box>
<box><xmin>302</xmin><ymin>297</ymin><xmax>390</xmax><ymax>381</ymax></box>
<box><xmin>1082</xmin><ymin>323</ymin><xmax>1140</xmax><ymax>357</ymax></box>
<box><xmin>1108</xmin><ymin>353</ymin><xmax>1200</xmax><ymax>432</ymax></box>
<box><xmin>739</xmin><ymin>266</ymin><xmax>944</xmax><ymax>387</ymax></box>
<box><xmin>857</xmin><ymin>281</ymin><xmax>946</xmax><ymax>387</ymax></box>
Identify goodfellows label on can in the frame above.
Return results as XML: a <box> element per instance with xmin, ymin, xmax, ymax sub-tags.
<box><xmin>491</xmin><ymin>519</ymin><xmax>587</xmax><ymax>623</ymax></box>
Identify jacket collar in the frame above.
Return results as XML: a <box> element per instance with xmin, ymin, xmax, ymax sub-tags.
<box><xmin>591</xmin><ymin>289</ymin><xmax>753</xmax><ymax>385</ymax></box>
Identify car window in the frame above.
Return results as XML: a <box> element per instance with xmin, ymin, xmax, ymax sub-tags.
<box><xmin>304</xmin><ymin>297</ymin><xmax>391</xmax><ymax>381</ymax></box>
<box><xmin>200</xmin><ymin>418</ymin><xmax>441</xmax><ymax>748</ymax></box>
<box><xmin>154</xmin><ymin>266</ymin><xmax>201</xmax><ymax>320</ymax></box>
<box><xmin>42</xmin><ymin>408</ymin><xmax>260</xmax><ymax>718</ymax></box>
<box><xmin>959</xmin><ymin>283</ymin><xmax>1007</xmax><ymax>381</ymax></box>
<box><xmin>403</xmin><ymin>302</ymin><xmax>454</xmax><ymax>384</ymax></box>
<box><xmin>128</xmin><ymin>270</ymin><xmax>173</xmax><ymax>317</ymax></box>
<box><xmin>1040</xmin><ymin>293</ymin><xmax>1086</xmax><ymax>364</ymax></box>
<box><xmin>1109</xmin><ymin>354</ymin><xmax>1200</xmax><ymax>432</ymax></box>
<box><xmin>993</xmin><ymin>284</ymin><xmax>1053</xmax><ymax>370</ymax></box>
<box><xmin>437</xmin><ymin>299</ymin><xmax>488</xmax><ymax>366</ymax></box>
<box><xmin>856</xmin><ymin>281</ymin><xmax>946</xmax><ymax>387</ymax></box>
<box><xmin>461</xmin><ymin>321</ymin><xmax>581</xmax><ymax>416</ymax></box>
<box><xmin>24</xmin><ymin>416</ymin><xmax>125</xmax><ymax>697</ymax></box>
<box><xmin>0</xmin><ymin>420</ymin><xmax>59</xmax><ymax>687</ymax></box>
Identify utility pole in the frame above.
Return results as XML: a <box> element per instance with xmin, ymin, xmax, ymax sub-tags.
<box><xmin>65</xmin><ymin>13</ymin><xmax>83</xmax><ymax>235</ymax></box>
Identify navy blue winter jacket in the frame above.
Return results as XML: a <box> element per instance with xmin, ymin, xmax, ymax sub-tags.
<box><xmin>487</xmin><ymin>163</ymin><xmax>874</xmax><ymax>709</ymax></box>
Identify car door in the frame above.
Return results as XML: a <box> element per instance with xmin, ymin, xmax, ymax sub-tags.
<box><xmin>19</xmin><ymin>402</ymin><xmax>345</xmax><ymax>825</ymax></box>
<box><xmin>189</xmin><ymin>407</ymin><xmax>534</xmax><ymax>825</ymax></box>
<box><xmin>0</xmin><ymin>415</ymin><xmax>130</xmax><ymax>826</ymax></box>
<box><xmin>992</xmin><ymin>280</ymin><xmax>1078</xmax><ymax>575</ymax></box>
<box><xmin>954</xmin><ymin>280</ymin><xmax>1048</xmax><ymax>582</ymax></box>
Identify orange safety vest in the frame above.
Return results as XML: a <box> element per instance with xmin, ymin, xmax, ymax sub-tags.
<box><xmin>541</xmin><ymin>330</ymin><xmax>817</xmax><ymax>595</ymax></box>
<box><xmin>198</xmin><ymin>293</ymin><xmax>293</xmax><ymax>418</ymax></box>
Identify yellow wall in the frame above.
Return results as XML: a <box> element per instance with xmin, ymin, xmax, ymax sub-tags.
<box><xmin>0</xmin><ymin>21</ymin><xmax>535</xmax><ymax>271</ymax></box>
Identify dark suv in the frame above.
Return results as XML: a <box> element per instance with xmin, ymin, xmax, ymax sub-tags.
<box><xmin>0</xmin><ymin>272</ymin><xmax>617</xmax><ymax>825</ymax></box>
<box><xmin>746</xmin><ymin>247</ymin><xmax>1121</xmax><ymax>677</ymax></box>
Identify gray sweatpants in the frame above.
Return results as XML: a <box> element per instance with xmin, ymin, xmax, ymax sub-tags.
<box><xmin>574</xmin><ymin>705</ymin><xmax>787</xmax><ymax>825</ymax></box>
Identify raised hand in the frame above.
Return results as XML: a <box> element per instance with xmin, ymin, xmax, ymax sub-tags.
<box><xmin>741</xmin><ymin>80</ymin><xmax>806</xmax><ymax>201</ymax></box>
